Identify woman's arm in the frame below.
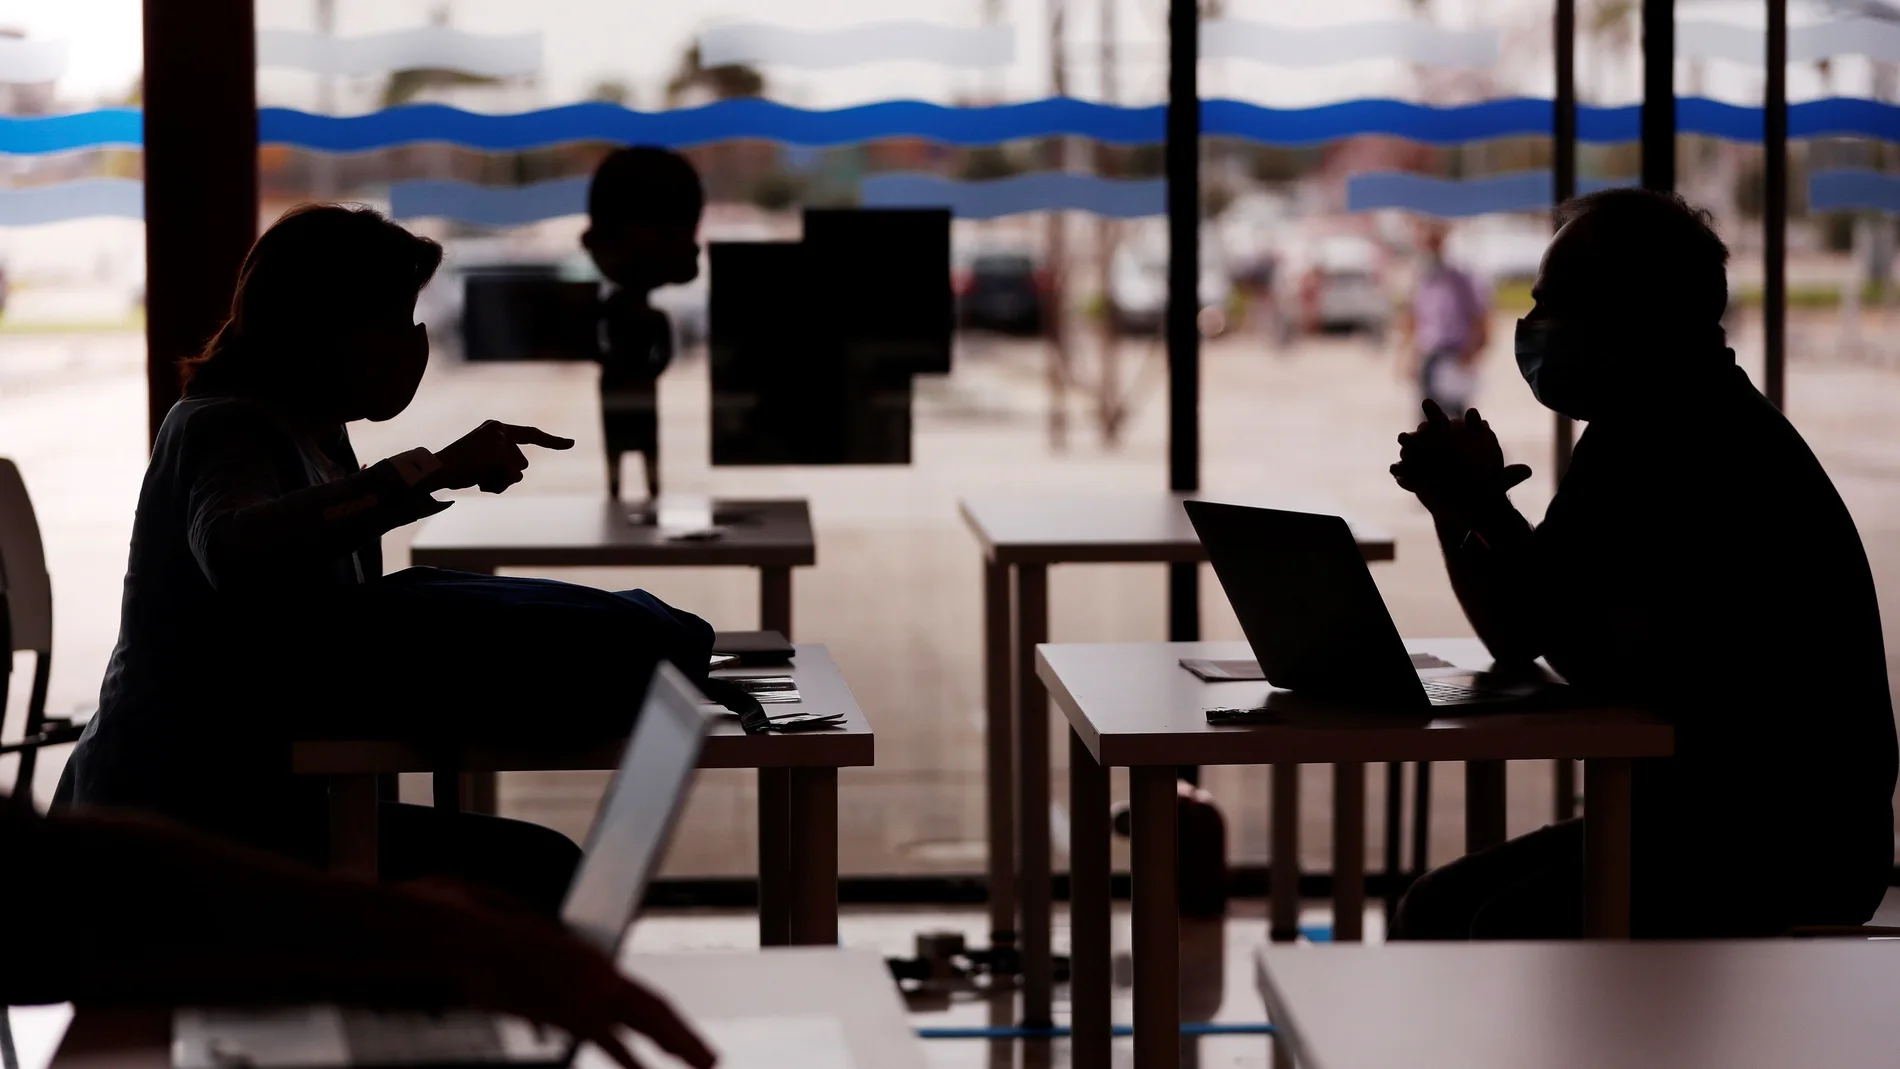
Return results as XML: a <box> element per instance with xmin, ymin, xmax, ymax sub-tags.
<box><xmin>1</xmin><ymin>803</ymin><xmax>713</xmax><ymax>1069</ymax></box>
<box><xmin>181</xmin><ymin>405</ymin><xmax>445</xmax><ymax>593</ymax></box>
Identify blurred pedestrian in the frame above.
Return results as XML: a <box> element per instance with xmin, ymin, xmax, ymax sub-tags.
<box><xmin>1400</xmin><ymin>221</ymin><xmax>1489</xmax><ymax>414</ymax></box>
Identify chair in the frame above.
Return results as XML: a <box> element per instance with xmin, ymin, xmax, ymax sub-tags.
<box><xmin>0</xmin><ymin>459</ymin><xmax>80</xmax><ymax>809</ymax></box>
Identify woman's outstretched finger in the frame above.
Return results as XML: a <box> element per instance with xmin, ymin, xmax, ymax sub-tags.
<box><xmin>496</xmin><ymin>423</ymin><xmax>576</xmax><ymax>450</ymax></box>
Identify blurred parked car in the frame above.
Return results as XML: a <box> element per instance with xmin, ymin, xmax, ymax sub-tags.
<box><xmin>1107</xmin><ymin>238</ymin><xmax>1232</xmax><ymax>336</ymax></box>
<box><xmin>955</xmin><ymin>249</ymin><xmax>1047</xmax><ymax>335</ymax></box>
<box><xmin>1275</xmin><ymin>233</ymin><xmax>1391</xmax><ymax>342</ymax></box>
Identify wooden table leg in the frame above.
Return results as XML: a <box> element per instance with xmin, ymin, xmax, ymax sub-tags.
<box><xmin>1555</xmin><ymin>759</ymin><xmax>1578</xmax><ymax>821</ymax></box>
<box><xmin>1130</xmin><ymin>766</ymin><xmax>1181</xmax><ymax>1069</ymax></box>
<box><xmin>1582</xmin><ymin>757</ymin><xmax>1634</xmax><ymax>938</ymax></box>
<box><xmin>328</xmin><ymin>774</ymin><xmax>379</xmax><ymax>878</ymax></box>
<box><xmin>760</xmin><ymin>565</ymin><xmax>793</xmax><ymax>639</ymax></box>
<box><xmin>983</xmin><ymin>559</ymin><xmax>1018</xmax><ymax>963</ymax></box>
<box><xmin>1332</xmin><ymin>763</ymin><xmax>1366</xmax><ymax>942</ymax></box>
<box><xmin>1464</xmin><ymin>760</ymin><xmax>1507</xmax><ymax>854</ymax></box>
<box><xmin>1068</xmin><ymin>728</ymin><xmax>1111</xmax><ymax>1069</ymax></box>
<box><xmin>785</xmin><ymin>767</ymin><xmax>839</xmax><ymax>945</ymax></box>
<box><xmin>1014</xmin><ymin>563</ymin><xmax>1053</xmax><ymax>1027</ymax></box>
<box><xmin>1270</xmin><ymin>764</ymin><xmax>1301</xmax><ymax>942</ymax></box>
<box><xmin>757</xmin><ymin>767</ymin><xmax>792</xmax><ymax>946</ymax></box>
<box><xmin>459</xmin><ymin>772</ymin><xmax>497</xmax><ymax>815</ymax></box>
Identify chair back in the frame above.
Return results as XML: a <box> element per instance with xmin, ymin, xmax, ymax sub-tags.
<box><xmin>0</xmin><ymin>459</ymin><xmax>51</xmax><ymax>654</ymax></box>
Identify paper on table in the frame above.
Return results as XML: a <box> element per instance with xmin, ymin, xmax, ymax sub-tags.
<box><xmin>614</xmin><ymin>1014</ymin><xmax>857</xmax><ymax>1069</ymax></box>
<box><xmin>4</xmin><ymin>1004</ymin><xmax>75</xmax><ymax>1069</ymax></box>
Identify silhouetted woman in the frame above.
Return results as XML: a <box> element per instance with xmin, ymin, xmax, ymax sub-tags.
<box><xmin>61</xmin><ymin>205</ymin><xmax>709</xmax><ymax>909</ymax></box>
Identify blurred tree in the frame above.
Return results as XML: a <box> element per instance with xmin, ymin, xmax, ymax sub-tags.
<box><xmin>588</xmin><ymin>79</ymin><xmax>632</xmax><ymax>106</ymax></box>
<box><xmin>665</xmin><ymin>44</ymin><xmax>765</xmax><ymax>106</ymax></box>
<box><xmin>380</xmin><ymin>68</ymin><xmax>501</xmax><ymax>109</ymax></box>
<box><xmin>749</xmin><ymin>169</ymin><xmax>803</xmax><ymax>212</ymax></box>
<box><xmin>961</xmin><ymin>145</ymin><xmax>1028</xmax><ymax>180</ymax></box>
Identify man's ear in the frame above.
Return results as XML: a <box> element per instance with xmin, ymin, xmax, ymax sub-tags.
<box><xmin>580</xmin><ymin>228</ymin><xmax>598</xmax><ymax>254</ymax></box>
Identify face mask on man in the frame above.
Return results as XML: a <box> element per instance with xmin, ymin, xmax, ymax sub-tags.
<box><xmin>1513</xmin><ymin>317</ymin><xmax>1605</xmax><ymax>421</ymax></box>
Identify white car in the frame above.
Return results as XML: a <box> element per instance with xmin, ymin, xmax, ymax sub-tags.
<box><xmin>1275</xmin><ymin>233</ymin><xmax>1392</xmax><ymax>342</ymax></box>
<box><xmin>1108</xmin><ymin>239</ymin><xmax>1232</xmax><ymax>336</ymax></box>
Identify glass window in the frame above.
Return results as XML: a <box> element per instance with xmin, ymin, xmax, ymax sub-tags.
<box><xmin>0</xmin><ymin>0</ymin><xmax>145</xmax><ymax>804</ymax></box>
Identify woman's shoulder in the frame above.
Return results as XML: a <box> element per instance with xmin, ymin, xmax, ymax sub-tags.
<box><xmin>158</xmin><ymin>394</ymin><xmax>288</xmax><ymax>437</ymax></box>
<box><xmin>153</xmin><ymin>394</ymin><xmax>298</xmax><ymax>457</ymax></box>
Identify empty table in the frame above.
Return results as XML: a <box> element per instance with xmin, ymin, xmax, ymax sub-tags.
<box><xmin>1255</xmin><ymin>940</ymin><xmax>1900</xmax><ymax>1069</ymax></box>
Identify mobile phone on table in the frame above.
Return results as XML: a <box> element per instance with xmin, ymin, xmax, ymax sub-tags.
<box><xmin>1204</xmin><ymin>706</ymin><xmax>1275</xmax><ymax>725</ymax></box>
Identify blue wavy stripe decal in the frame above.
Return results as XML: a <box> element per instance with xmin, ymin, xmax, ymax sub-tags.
<box><xmin>0</xmin><ymin>178</ymin><xmax>142</xmax><ymax>224</ymax></box>
<box><xmin>1809</xmin><ymin>168</ymin><xmax>1900</xmax><ymax>212</ymax></box>
<box><xmin>15</xmin><ymin>97</ymin><xmax>1900</xmax><ymax>156</ymax></box>
<box><xmin>861</xmin><ymin>172</ymin><xmax>1166</xmax><ymax>218</ymax></box>
<box><xmin>0</xmin><ymin>109</ymin><xmax>142</xmax><ymax>154</ymax></box>
<box><xmin>257</xmin><ymin>99</ymin><xmax>1166</xmax><ymax>151</ymax></box>
<box><xmin>1346</xmin><ymin>170</ymin><xmax>1635</xmax><ymax>217</ymax></box>
<box><xmin>1203</xmin><ymin>97</ymin><xmax>1557</xmax><ymax>144</ymax></box>
<box><xmin>389</xmin><ymin>175</ymin><xmax>588</xmax><ymax>224</ymax></box>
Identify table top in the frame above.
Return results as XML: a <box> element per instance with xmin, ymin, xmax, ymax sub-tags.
<box><xmin>410</xmin><ymin>495</ymin><xmax>815</xmax><ymax>569</ymax></box>
<box><xmin>626</xmin><ymin>949</ymin><xmax>926</xmax><ymax>1069</ymax></box>
<box><xmin>292</xmin><ymin>644</ymin><xmax>873</xmax><ymax>773</ymax></box>
<box><xmin>959</xmin><ymin>491</ymin><xmax>1395</xmax><ymax>566</ymax></box>
<box><xmin>1255</xmin><ymin>941</ymin><xmax>1900</xmax><ymax>1069</ymax></box>
<box><xmin>46</xmin><ymin>949</ymin><xmax>924</xmax><ymax>1069</ymax></box>
<box><xmin>1038</xmin><ymin>640</ymin><xmax>1673</xmax><ymax>767</ymax></box>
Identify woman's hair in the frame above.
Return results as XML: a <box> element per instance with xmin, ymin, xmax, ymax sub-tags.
<box><xmin>180</xmin><ymin>204</ymin><xmax>443</xmax><ymax>398</ymax></box>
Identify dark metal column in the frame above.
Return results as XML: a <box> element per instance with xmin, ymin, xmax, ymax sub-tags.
<box><xmin>1765</xmin><ymin>0</ymin><xmax>1788</xmax><ymax>410</ymax></box>
<box><xmin>1166</xmin><ymin>0</ymin><xmax>1200</xmax><ymax>645</ymax></box>
<box><xmin>1641</xmin><ymin>0</ymin><xmax>1675</xmax><ymax>192</ymax></box>
<box><xmin>1553</xmin><ymin>0</ymin><xmax>1577</xmax><ymax>482</ymax></box>
<box><xmin>143</xmin><ymin>0</ymin><xmax>258</xmax><ymax>442</ymax></box>
<box><xmin>1551</xmin><ymin>0</ymin><xmax>1581</xmax><ymax>825</ymax></box>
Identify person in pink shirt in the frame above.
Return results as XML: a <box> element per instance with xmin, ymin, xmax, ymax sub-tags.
<box><xmin>1401</xmin><ymin>222</ymin><xmax>1490</xmax><ymax>414</ymax></box>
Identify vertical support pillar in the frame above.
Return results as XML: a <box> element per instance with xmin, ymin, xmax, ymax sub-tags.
<box><xmin>1553</xmin><ymin>0</ymin><xmax>1578</xmax><ymax>480</ymax></box>
<box><xmin>1765</xmin><ymin>0</ymin><xmax>1788</xmax><ymax>411</ymax></box>
<box><xmin>143</xmin><ymin>0</ymin><xmax>258</xmax><ymax>442</ymax></box>
<box><xmin>1641</xmin><ymin>0</ymin><xmax>1676</xmax><ymax>193</ymax></box>
<box><xmin>1166</xmin><ymin>0</ymin><xmax>1200</xmax><ymax>647</ymax></box>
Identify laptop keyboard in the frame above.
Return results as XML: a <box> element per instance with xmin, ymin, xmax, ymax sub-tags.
<box><xmin>341</xmin><ymin>1008</ymin><xmax>512</xmax><ymax>1064</ymax></box>
<box><xmin>1421</xmin><ymin>679</ymin><xmax>1489</xmax><ymax>704</ymax></box>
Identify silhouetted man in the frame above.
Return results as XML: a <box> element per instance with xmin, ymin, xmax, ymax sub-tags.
<box><xmin>1389</xmin><ymin>189</ymin><xmax>1897</xmax><ymax>938</ymax></box>
<box><xmin>582</xmin><ymin>147</ymin><xmax>704</xmax><ymax>500</ymax></box>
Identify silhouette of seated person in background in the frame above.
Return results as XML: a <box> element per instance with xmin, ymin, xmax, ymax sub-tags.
<box><xmin>582</xmin><ymin>146</ymin><xmax>704</xmax><ymax>501</ymax></box>
<box><xmin>1388</xmin><ymin>189</ymin><xmax>1897</xmax><ymax>939</ymax></box>
<box><xmin>59</xmin><ymin>205</ymin><xmax>713</xmax><ymax>913</ymax></box>
<box><xmin>0</xmin><ymin>797</ymin><xmax>712</xmax><ymax>1069</ymax></box>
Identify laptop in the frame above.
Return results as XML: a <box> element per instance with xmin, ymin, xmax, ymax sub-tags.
<box><xmin>173</xmin><ymin>661</ymin><xmax>711</xmax><ymax>1069</ymax></box>
<box><xmin>1183</xmin><ymin>500</ymin><xmax>1560</xmax><ymax>708</ymax></box>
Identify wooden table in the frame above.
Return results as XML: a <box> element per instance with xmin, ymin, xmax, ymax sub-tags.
<box><xmin>959</xmin><ymin>491</ymin><xmax>1395</xmax><ymax>1026</ymax></box>
<box><xmin>411</xmin><ymin>495</ymin><xmax>815</xmax><ymax>637</ymax></box>
<box><xmin>1254</xmin><ymin>940</ymin><xmax>1900</xmax><ymax>1069</ymax></box>
<box><xmin>411</xmin><ymin>495</ymin><xmax>817</xmax><ymax>815</ymax></box>
<box><xmin>1040</xmin><ymin>639</ymin><xmax>1674</xmax><ymax>1069</ymax></box>
<box><xmin>297</xmin><ymin>645</ymin><xmax>872</xmax><ymax>947</ymax></box>
<box><xmin>48</xmin><ymin>948</ymin><xmax>926</xmax><ymax>1069</ymax></box>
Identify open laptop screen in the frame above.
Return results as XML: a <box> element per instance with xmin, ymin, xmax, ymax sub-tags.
<box><xmin>559</xmin><ymin>661</ymin><xmax>709</xmax><ymax>955</ymax></box>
